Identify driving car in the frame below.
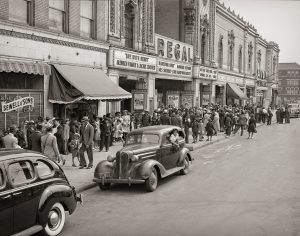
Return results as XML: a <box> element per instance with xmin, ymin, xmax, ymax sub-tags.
<box><xmin>93</xmin><ymin>125</ymin><xmax>192</xmax><ymax>192</ymax></box>
<box><xmin>0</xmin><ymin>149</ymin><xmax>82</xmax><ymax>236</ymax></box>
<box><xmin>288</xmin><ymin>103</ymin><xmax>300</xmax><ymax>118</ymax></box>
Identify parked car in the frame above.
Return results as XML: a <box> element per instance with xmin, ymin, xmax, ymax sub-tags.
<box><xmin>93</xmin><ymin>126</ymin><xmax>192</xmax><ymax>192</ymax></box>
<box><xmin>0</xmin><ymin>149</ymin><xmax>82</xmax><ymax>236</ymax></box>
<box><xmin>288</xmin><ymin>103</ymin><xmax>300</xmax><ymax>118</ymax></box>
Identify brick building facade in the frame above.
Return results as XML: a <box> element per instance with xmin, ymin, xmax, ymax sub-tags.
<box><xmin>278</xmin><ymin>63</ymin><xmax>300</xmax><ymax>105</ymax></box>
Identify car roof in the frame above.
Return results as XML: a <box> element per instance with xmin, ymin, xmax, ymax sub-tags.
<box><xmin>0</xmin><ymin>149</ymin><xmax>44</xmax><ymax>161</ymax></box>
<box><xmin>129</xmin><ymin>125</ymin><xmax>182</xmax><ymax>135</ymax></box>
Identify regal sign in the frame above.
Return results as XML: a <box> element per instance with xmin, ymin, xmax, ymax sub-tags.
<box><xmin>156</xmin><ymin>34</ymin><xmax>193</xmax><ymax>78</ymax></box>
<box><xmin>111</xmin><ymin>49</ymin><xmax>157</xmax><ymax>72</ymax></box>
<box><xmin>1</xmin><ymin>97</ymin><xmax>34</xmax><ymax>113</ymax></box>
<box><xmin>156</xmin><ymin>34</ymin><xmax>193</xmax><ymax>62</ymax></box>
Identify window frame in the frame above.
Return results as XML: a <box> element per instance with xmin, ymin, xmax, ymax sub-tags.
<box><xmin>124</xmin><ymin>3</ymin><xmax>135</xmax><ymax>49</ymax></box>
<box><xmin>7</xmin><ymin>160</ymin><xmax>37</xmax><ymax>188</ymax></box>
<box><xmin>80</xmin><ymin>0</ymin><xmax>96</xmax><ymax>39</ymax></box>
<box><xmin>0</xmin><ymin>167</ymin><xmax>7</xmax><ymax>191</ymax></box>
<box><xmin>35</xmin><ymin>159</ymin><xmax>55</xmax><ymax>180</ymax></box>
<box><xmin>9</xmin><ymin>0</ymin><xmax>34</xmax><ymax>26</ymax></box>
<box><xmin>49</xmin><ymin>0</ymin><xmax>69</xmax><ymax>33</ymax></box>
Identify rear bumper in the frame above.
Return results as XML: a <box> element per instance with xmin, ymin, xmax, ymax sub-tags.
<box><xmin>93</xmin><ymin>177</ymin><xmax>145</xmax><ymax>185</ymax></box>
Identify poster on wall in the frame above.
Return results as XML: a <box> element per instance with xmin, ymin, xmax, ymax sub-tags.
<box><xmin>181</xmin><ymin>95</ymin><xmax>193</xmax><ymax>109</ymax></box>
<box><xmin>133</xmin><ymin>93</ymin><xmax>145</xmax><ymax>110</ymax></box>
<box><xmin>167</xmin><ymin>95</ymin><xmax>179</xmax><ymax>108</ymax></box>
<box><xmin>202</xmin><ymin>94</ymin><xmax>210</xmax><ymax>106</ymax></box>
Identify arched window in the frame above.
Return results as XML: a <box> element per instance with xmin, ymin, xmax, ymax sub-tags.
<box><xmin>201</xmin><ymin>34</ymin><xmax>206</xmax><ymax>64</ymax></box>
<box><xmin>124</xmin><ymin>3</ymin><xmax>134</xmax><ymax>48</ymax></box>
<box><xmin>248</xmin><ymin>42</ymin><xmax>253</xmax><ymax>74</ymax></box>
<box><xmin>218</xmin><ymin>36</ymin><xmax>223</xmax><ymax>68</ymax></box>
<box><xmin>238</xmin><ymin>46</ymin><xmax>243</xmax><ymax>73</ymax></box>
<box><xmin>229</xmin><ymin>44</ymin><xmax>234</xmax><ymax>71</ymax></box>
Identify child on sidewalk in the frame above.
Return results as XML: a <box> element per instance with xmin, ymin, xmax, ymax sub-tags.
<box><xmin>69</xmin><ymin>133</ymin><xmax>81</xmax><ymax>167</ymax></box>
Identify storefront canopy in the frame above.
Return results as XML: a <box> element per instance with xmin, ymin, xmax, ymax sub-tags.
<box><xmin>48</xmin><ymin>64</ymin><xmax>132</xmax><ymax>104</ymax></box>
<box><xmin>0</xmin><ymin>59</ymin><xmax>50</xmax><ymax>75</ymax></box>
<box><xmin>227</xmin><ymin>83</ymin><xmax>248</xmax><ymax>100</ymax></box>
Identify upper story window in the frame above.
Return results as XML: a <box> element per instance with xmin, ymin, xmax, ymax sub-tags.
<box><xmin>238</xmin><ymin>46</ymin><xmax>243</xmax><ymax>73</ymax></box>
<box><xmin>9</xmin><ymin>0</ymin><xmax>34</xmax><ymax>25</ymax></box>
<box><xmin>228</xmin><ymin>30</ymin><xmax>235</xmax><ymax>71</ymax></box>
<box><xmin>124</xmin><ymin>3</ymin><xmax>134</xmax><ymax>48</ymax></box>
<box><xmin>49</xmin><ymin>0</ymin><xmax>68</xmax><ymax>33</ymax></box>
<box><xmin>80</xmin><ymin>0</ymin><xmax>96</xmax><ymax>38</ymax></box>
<box><xmin>248</xmin><ymin>42</ymin><xmax>253</xmax><ymax>74</ymax></box>
<box><xmin>218</xmin><ymin>36</ymin><xmax>223</xmax><ymax>68</ymax></box>
<box><xmin>201</xmin><ymin>34</ymin><xmax>207</xmax><ymax>64</ymax></box>
<box><xmin>272</xmin><ymin>56</ymin><xmax>276</xmax><ymax>76</ymax></box>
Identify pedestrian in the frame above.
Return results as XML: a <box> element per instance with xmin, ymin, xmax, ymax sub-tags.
<box><xmin>160</xmin><ymin>110</ymin><xmax>171</xmax><ymax>125</ymax></box>
<box><xmin>41</xmin><ymin>126</ymin><xmax>63</xmax><ymax>163</ymax></box>
<box><xmin>79</xmin><ymin>116</ymin><xmax>94</xmax><ymax>169</ymax></box>
<box><xmin>275</xmin><ymin>108</ymin><xmax>280</xmax><ymax>123</ymax></box>
<box><xmin>69</xmin><ymin>133</ymin><xmax>81</xmax><ymax>167</ymax></box>
<box><xmin>247</xmin><ymin>114</ymin><xmax>257</xmax><ymax>139</ymax></box>
<box><xmin>191</xmin><ymin>115</ymin><xmax>201</xmax><ymax>143</ymax></box>
<box><xmin>219</xmin><ymin>109</ymin><xmax>225</xmax><ymax>132</ymax></box>
<box><xmin>101</xmin><ymin>117</ymin><xmax>113</xmax><ymax>152</ymax></box>
<box><xmin>182</xmin><ymin>113</ymin><xmax>191</xmax><ymax>143</ymax></box>
<box><xmin>267</xmin><ymin>108</ymin><xmax>273</xmax><ymax>125</ymax></box>
<box><xmin>94</xmin><ymin>117</ymin><xmax>101</xmax><ymax>150</ymax></box>
<box><xmin>141</xmin><ymin>110</ymin><xmax>151</xmax><ymax>127</ymax></box>
<box><xmin>53</xmin><ymin>119</ymin><xmax>64</xmax><ymax>154</ymax></box>
<box><xmin>212</xmin><ymin>110</ymin><xmax>220</xmax><ymax>135</ymax></box>
<box><xmin>234</xmin><ymin>111</ymin><xmax>247</xmax><ymax>136</ymax></box>
<box><xmin>122</xmin><ymin>110</ymin><xmax>131</xmax><ymax>140</ymax></box>
<box><xmin>205</xmin><ymin>118</ymin><xmax>215</xmax><ymax>141</ymax></box>
<box><xmin>224</xmin><ymin>113</ymin><xmax>232</xmax><ymax>137</ymax></box>
<box><xmin>262</xmin><ymin>107</ymin><xmax>267</xmax><ymax>124</ymax></box>
<box><xmin>285</xmin><ymin>105</ymin><xmax>290</xmax><ymax>124</ymax></box>
<box><xmin>114</xmin><ymin>119</ymin><xmax>124</xmax><ymax>142</ymax></box>
<box><xmin>2</xmin><ymin>125</ymin><xmax>22</xmax><ymax>149</ymax></box>
<box><xmin>26</xmin><ymin>121</ymin><xmax>35</xmax><ymax>150</ymax></box>
<box><xmin>63</xmin><ymin>119</ymin><xmax>70</xmax><ymax>154</ymax></box>
<box><xmin>29</xmin><ymin>124</ymin><xmax>43</xmax><ymax>152</ymax></box>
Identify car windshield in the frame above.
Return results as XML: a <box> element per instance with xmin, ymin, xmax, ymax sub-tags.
<box><xmin>126</xmin><ymin>133</ymin><xmax>160</xmax><ymax>145</ymax></box>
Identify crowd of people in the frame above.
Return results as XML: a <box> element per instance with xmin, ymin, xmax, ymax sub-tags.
<box><xmin>0</xmin><ymin>103</ymin><xmax>292</xmax><ymax>169</ymax></box>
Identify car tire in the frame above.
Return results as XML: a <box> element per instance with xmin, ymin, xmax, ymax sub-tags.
<box><xmin>180</xmin><ymin>156</ymin><xmax>190</xmax><ymax>175</ymax></box>
<box><xmin>145</xmin><ymin>168</ymin><xmax>158</xmax><ymax>192</ymax></box>
<box><xmin>98</xmin><ymin>183</ymin><xmax>111</xmax><ymax>190</ymax></box>
<box><xmin>43</xmin><ymin>202</ymin><xmax>66</xmax><ymax>236</ymax></box>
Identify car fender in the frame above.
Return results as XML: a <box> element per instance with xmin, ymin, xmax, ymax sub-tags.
<box><xmin>94</xmin><ymin>160</ymin><xmax>114</xmax><ymax>178</ymax></box>
<box><xmin>178</xmin><ymin>147</ymin><xmax>192</xmax><ymax>165</ymax></box>
<box><xmin>138</xmin><ymin>159</ymin><xmax>166</xmax><ymax>179</ymax></box>
<box><xmin>38</xmin><ymin>184</ymin><xmax>77</xmax><ymax>226</ymax></box>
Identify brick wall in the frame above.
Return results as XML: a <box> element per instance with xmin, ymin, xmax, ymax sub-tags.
<box><xmin>35</xmin><ymin>0</ymin><xmax>49</xmax><ymax>29</ymax></box>
<box><xmin>155</xmin><ymin>0</ymin><xmax>180</xmax><ymax>41</ymax></box>
<box><xmin>69</xmin><ymin>0</ymin><xmax>80</xmax><ymax>36</ymax></box>
<box><xmin>0</xmin><ymin>0</ymin><xmax>9</xmax><ymax>20</ymax></box>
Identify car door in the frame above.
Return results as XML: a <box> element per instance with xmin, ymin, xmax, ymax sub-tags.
<box><xmin>6</xmin><ymin>159</ymin><xmax>39</xmax><ymax>234</ymax></box>
<box><xmin>0</xmin><ymin>163</ymin><xmax>13</xmax><ymax>236</ymax></box>
<box><xmin>160</xmin><ymin>133</ymin><xmax>180</xmax><ymax>170</ymax></box>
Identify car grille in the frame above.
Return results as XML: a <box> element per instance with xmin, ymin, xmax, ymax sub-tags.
<box><xmin>114</xmin><ymin>152</ymin><xmax>130</xmax><ymax>179</ymax></box>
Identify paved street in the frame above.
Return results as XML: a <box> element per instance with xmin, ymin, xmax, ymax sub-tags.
<box><xmin>56</xmin><ymin>119</ymin><xmax>300</xmax><ymax>236</ymax></box>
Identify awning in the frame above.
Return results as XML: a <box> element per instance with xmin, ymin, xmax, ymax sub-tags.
<box><xmin>0</xmin><ymin>59</ymin><xmax>50</xmax><ymax>75</ymax></box>
<box><xmin>48</xmin><ymin>64</ymin><xmax>132</xmax><ymax>104</ymax></box>
<box><xmin>227</xmin><ymin>83</ymin><xmax>248</xmax><ymax>100</ymax></box>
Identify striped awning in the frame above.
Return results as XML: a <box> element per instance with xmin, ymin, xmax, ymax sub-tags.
<box><xmin>0</xmin><ymin>59</ymin><xmax>51</xmax><ymax>75</ymax></box>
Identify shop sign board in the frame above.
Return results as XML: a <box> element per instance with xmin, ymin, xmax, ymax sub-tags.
<box><xmin>112</xmin><ymin>49</ymin><xmax>157</xmax><ymax>72</ymax></box>
<box><xmin>167</xmin><ymin>95</ymin><xmax>180</xmax><ymax>108</ymax></box>
<box><xmin>197</xmin><ymin>66</ymin><xmax>217</xmax><ymax>80</ymax></box>
<box><xmin>155</xmin><ymin>34</ymin><xmax>193</xmax><ymax>63</ymax></box>
<box><xmin>1</xmin><ymin>96</ymin><xmax>34</xmax><ymax>113</ymax></box>
<box><xmin>218</xmin><ymin>74</ymin><xmax>244</xmax><ymax>85</ymax></box>
<box><xmin>245</xmin><ymin>79</ymin><xmax>255</xmax><ymax>86</ymax></box>
<box><xmin>157</xmin><ymin>60</ymin><xmax>192</xmax><ymax>77</ymax></box>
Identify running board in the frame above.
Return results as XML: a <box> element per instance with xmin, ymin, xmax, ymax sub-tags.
<box><xmin>12</xmin><ymin>225</ymin><xmax>43</xmax><ymax>236</ymax></box>
<box><xmin>161</xmin><ymin>167</ymin><xmax>184</xmax><ymax>178</ymax></box>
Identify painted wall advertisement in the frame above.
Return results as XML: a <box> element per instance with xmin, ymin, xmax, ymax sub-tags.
<box><xmin>155</xmin><ymin>34</ymin><xmax>193</xmax><ymax>78</ymax></box>
<box><xmin>167</xmin><ymin>95</ymin><xmax>180</xmax><ymax>108</ymax></box>
<box><xmin>181</xmin><ymin>95</ymin><xmax>193</xmax><ymax>108</ymax></box>
<box><xmin>112</xmin><ymin>49</ymin><xmax>157</xmax><ymax>73</ymax></box>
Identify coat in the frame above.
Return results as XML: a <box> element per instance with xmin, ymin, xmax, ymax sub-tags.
<box><xmin>2</xmin><ymin>133</ymin><xmax>21</xmax><ymax>149</ymax></box>
<box><xmin>248</xmin><ymin>118</ymin><xmax>256</xmax><ymax>133</ymax></box>
<box><xmin>29</xmin><ymin>131</ymin><xmax>42</xmax><ymax>152</ymax></box>
<box><xmin>160</xmin><ymin>114</ymin><xmax>171</xmax><ymax>125</ymax></box>
<box><xmin>205</xmin><ymin>122</ymin><xmax>215</xmax><ymax>136</ymax></box>
<box><xmin>54</xmin><ymin>125</ymin><xmax>64</xmax><ymax>154</ymax></box>
<box><xmin>41</xmin><ymin>133</ymin><xmax>60</xmax><ymax>161</ymax></box>
<box><xmin>81</xmin><ymin>123</ymin><xmax>94</xmax><ymax>146</ymax></box>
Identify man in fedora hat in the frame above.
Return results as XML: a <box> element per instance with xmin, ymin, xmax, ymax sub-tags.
<box><xmin>79</xmin><ymin>116</ymin><xmax>94</xmax><ymax>169</ymax></box>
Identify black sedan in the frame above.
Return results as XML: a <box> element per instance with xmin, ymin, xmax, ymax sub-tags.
<box><xmin>0</xmin><ymin>149</ymin><xmax>82</xmax><ymax>236</ymax></box>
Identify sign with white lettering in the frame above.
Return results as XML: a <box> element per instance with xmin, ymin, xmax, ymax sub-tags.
<box><xmin>1</xmin><ymin>97</ymin><xmax>34</xmax><ymax>113</ymax></box>
<box><xmin>155</xmin><ymin>34</ymin><xmax>193</xmax><ymax>62</ymax></box>
<box><xmin>157</xmin><ymin>59</ymin><xmax>192</xmax><ymax>77</ymax></box>
<box><xmin>112</xmin><ymin>50</ymin><xmax>157</xmax><ymax>72</ymax></box>
<box><xmin>245</xmin><ymin>79</ymin><xmax>255</xmax><ymax>86</ymax></box>
<box><xmin>198</xmin><ymin>66</ymin><xmax>217</xmax><ymax>80</ymax></box>
<box><xmin>218</xmin><ymin>74</ymin><xmax>244</xmax><ymax>85</ymax></box>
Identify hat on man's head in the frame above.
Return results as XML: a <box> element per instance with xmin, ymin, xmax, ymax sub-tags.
<box><xmin>9</xmin><ymin>125</ymin><xmax>17</xmax><ymax>133</ymax></box>
<box><xmin>82</xmin><ymin>116</ymin><xmax>89</xmax><ymax>122</ymax></box>
<box><xmin>163</xmin><ymin>110</ymin><xmax>168</xmax><ymax>114</ymax></box>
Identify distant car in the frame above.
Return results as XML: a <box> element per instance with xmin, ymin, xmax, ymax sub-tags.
<box><xmin>288</xmin><ymin>103</ymin><xmax>300</xmax><ymax>118</ymax></box>
<box><xmin>93</xmin><ymin>126</ymin><xmax>192</xmax><ymax>192</ymax></box>
<box><xmin>0</xmin><ymin>149</ymin><xmax>82</xmax><ymax>236</ymax></box>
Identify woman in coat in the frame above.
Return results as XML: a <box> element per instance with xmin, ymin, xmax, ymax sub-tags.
<box><xmin>41</xmin><ymin>126</ymin><xmax>64</xmax><ymax>164</ymax></box>
<box><xmin>212</xmin><ymin>111</ymin><xmax>220</xmax><ymax>135</ymax></box>
<box><xmin>205</xmin><ymin>118</ymin><xmax>215</xmax><ymax>141</ymax></box>
<box><xmin>247</xmin><ymin>114</ymin><xmax>257</xmax><ymax>139</ymax></box>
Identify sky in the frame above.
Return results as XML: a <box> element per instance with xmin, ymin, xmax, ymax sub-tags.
<box><xmin>220</xmin><ymin>0</ymin><xmax>300</xmax><ymax>64</ymax></box>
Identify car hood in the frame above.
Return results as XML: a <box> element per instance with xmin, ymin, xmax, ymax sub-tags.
<box><xmin>121</xmin><ymin>144</ymin><xmax>159</xmax><ymax>154</ymax></box>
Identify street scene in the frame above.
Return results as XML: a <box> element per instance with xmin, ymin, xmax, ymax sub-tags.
<box><xmin>0</xmin><ymin>0</ymin><xmax>300</xmax><ymax>236</ymax></box>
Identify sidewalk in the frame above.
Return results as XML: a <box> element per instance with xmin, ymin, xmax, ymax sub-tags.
<box><xmin>63</xmin><ymin>121</ymin><xmax>275</xmax><ymax>193</ymax></box>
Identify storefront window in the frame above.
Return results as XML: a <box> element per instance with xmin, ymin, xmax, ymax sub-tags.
<box><xmin>49</xmin><ymin>0</ymin><xmax>67</xmax><ymax>32</ymax></box>
<box><xmin>80</xmin><ymin>0</ymin><xmax>95</xmax><ymax>38</ymax></box>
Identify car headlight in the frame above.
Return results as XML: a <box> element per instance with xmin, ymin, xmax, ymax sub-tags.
<box><xmin>130</xmin><ymin>155</ymin><xmax>139</xmax><ymax>162</ymax></box>
<box><xmin>107</xmin><ymin>155</ymin><xmax>115</xmax><ymax>162</ymax></box>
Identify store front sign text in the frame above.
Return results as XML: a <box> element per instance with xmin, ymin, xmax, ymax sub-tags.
<box><xmin>198</xmin><ymin>66</ymin><xmax>217</xmax><ymax>80</ymax></box>
<box><xmin>157</xmin><ymin>60</ymin><xmax>192</xmax><ymax>77</ymax></box>
<box><xmin>113</xmin><ymin>50</ymin><xmax>157</xmax><ymax>72</ymax></box>
<box><xmin>1</xmin><ymin>97</ymin><xmax>34</xmax><ymax>113</ymax></box>
<box><xmin>156</xmin><ymin>34</ymin><xmax>193</xmax><ymax>62</ymax></box>
<box><xmin>218</xmin><ymin>74</ymin><xmax>244</xmax><ymax>85</ymax></box>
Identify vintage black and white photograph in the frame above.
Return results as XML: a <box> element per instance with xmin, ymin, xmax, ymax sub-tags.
<box><xmin>0</xmin><ymin>0</ymin><xmax>300</xmax><ymax>235</ymax></box>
